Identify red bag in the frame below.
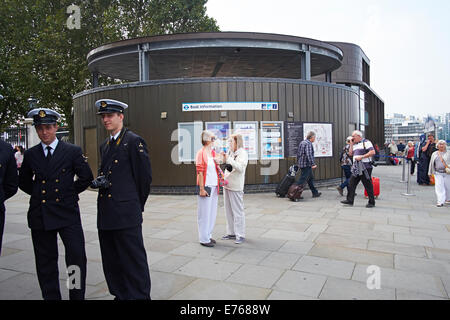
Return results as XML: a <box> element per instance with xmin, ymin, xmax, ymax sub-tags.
<box><xmin>365</xmin><ymin>177</ymin><xmax>380</xmax><ymax>199</ymax></box>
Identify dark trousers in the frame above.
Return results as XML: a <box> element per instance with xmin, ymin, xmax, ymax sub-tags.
<box><xmin>31</xmin><ymin>224</ymin><xmax>87</xmax><ymax>300</ymax></box>
<box><xmin>0</xmin><ymin>205</ymin><xmax>4</xmax><ymax>256</ymax></box>
<box><xmin>98</xmin><ymin>225</ymin><xmax>151</xmax><ymax>300</ymax></box>
<box><xmin>407</xmin><ymin>158</ymin><xmax>416</xmax><ymax>175</ymax></box>
<box><xmin>347</xmin><ymin>168</ymin><xmax>375</xmax><ymax>205</ymax></box>
<box><xmin>417</xmin><ymin>157</ymin><xmax>430</xmax><ymax>184</ymax></box>
<box><xmin>340</xmin><ymin>165</ymin><xmax>352</xmax><ymax>190</ymax></box>
<box><xmin>296</xmin><ymin>166</ymin><xmax>319</xmax><ymax>195</ymax></box>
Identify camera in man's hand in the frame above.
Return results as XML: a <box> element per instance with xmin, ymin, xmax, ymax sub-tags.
<box><xmin>91</xmin><ymin>175</ymin><xmax>110</xmax><ymax>189</ymax></box>
<box><xmin>224</xmin><ymin>164</ymin><xmax>233</xmax><ymax>172</ymax></box>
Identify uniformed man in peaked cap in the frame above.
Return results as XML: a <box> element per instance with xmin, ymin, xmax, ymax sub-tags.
<box><xmin>0</xmin><ymin>139</ymin><xmax>19</xmax><ymax>255</ymax></box>
<box><xmin>94</xmin><ymin>99</ymin><xmax>152</xmax><ymax>300</ymax></box>
<box><xmin>19</xmin><ymin>108</ymin><xmax>93</xmax><ymax>300</ymax></box>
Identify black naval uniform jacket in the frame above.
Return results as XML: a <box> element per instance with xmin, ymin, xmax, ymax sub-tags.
<box><xmin>19</xmin><ymin>141</ymin><xmax>93</xmax><ymax>230</ymax></box>
<box><xmin>0</xmin><ymin>140</ymin><xmax>19</xmax><ymax>210</ymax></box>
<box><xmin>97</xmin><ymin>128</ymin><xmax>152</xmax><ymax>230</ymax></box>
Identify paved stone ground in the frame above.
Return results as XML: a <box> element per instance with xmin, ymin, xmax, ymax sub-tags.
<box><xmin>1</xmin><ymin>165</ymin><xmax>449</xmax><ymax>300</ymax></box>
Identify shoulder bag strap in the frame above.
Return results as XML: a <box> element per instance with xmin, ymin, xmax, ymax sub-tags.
<box><xmin>437</xmin><ymin>152</ymin><xmax>449</xmax><ymax>169</ymax></box>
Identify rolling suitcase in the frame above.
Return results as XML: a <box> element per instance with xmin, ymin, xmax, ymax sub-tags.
<box><xmin>287</xmin><ymin>184</ymin><xmax>304</xmax><ymax>202</ymax></box>
<box><xmin>364</xmin><ymin>177</ymin><xmax>380</xmax><ymax>199</ymax></box>
<box><xmin>275</xmin><ymin>165</ymin><xmax>299</xmax><ymax>198</ymax></box>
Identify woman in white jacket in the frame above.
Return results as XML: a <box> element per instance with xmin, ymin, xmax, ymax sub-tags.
<box><xmin>428</xmin><ymin>140</ymin><xmax>450</xmax><ymax>207</ymax></box>
<box><xmin>221</xmin><ymin>134</ymin><xmax>249</xmax><ymax>244</ymax></box>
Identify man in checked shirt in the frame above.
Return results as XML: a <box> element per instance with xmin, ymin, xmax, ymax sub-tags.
<box><xmin>296</xmin><ymin>131</ymin><xmax>322</xmax><ymax>199</ymax></box>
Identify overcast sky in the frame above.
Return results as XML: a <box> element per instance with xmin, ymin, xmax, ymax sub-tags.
<box><xmin>206</xmin><ymin>0</ymin><xmax>450</xmax><ymax>118</ymax></box>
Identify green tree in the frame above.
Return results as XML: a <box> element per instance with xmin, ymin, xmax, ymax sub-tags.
<box><xmin>0</xmin><ymin>0</ymin><xmax>219</xmax><ymax>135</ymax></box>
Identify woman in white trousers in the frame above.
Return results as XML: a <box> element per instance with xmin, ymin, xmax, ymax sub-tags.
<box><xmin>428</xmin><ymin>140</ymin><xmax>450</xmax><ymax>207</ymax></box>
<box><xmin>221</xmin><ymin>134</ymin><xmax>248</xmax><ymax>244</ymax></box>
<box><xmin>195</xmin><ymin>130</ymin><xmax>220</xmax><ymax>247</ymax></box>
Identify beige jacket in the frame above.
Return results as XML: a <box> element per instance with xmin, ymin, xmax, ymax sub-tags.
<box><xmin>428</xmin><ymin>150</ymin><xmax>450</xmax><ymax>175</ymax></box>
<box><xmin>223</xmin><ymin>148</ymin><xmax>248</xmax><ymax>192</ymax></box>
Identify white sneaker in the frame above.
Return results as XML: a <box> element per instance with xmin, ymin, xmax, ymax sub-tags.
<box><xmin>234</xmin><ymin>237</ymin><xmax>245</xmax><ymax>244</ymax></box>
<box><xmin>437</xmin><ymin>203</ymin><xmax>444</xmax><ymax>207</ymax></box>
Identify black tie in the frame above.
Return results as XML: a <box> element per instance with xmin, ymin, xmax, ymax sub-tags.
<box><xmin>46</xmin><ymin>146</ymin><xmax>52</xmax><ymax>161</ymax></box>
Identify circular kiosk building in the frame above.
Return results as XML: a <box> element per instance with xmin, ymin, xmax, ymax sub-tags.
<box><xmin>73</xmin><ymin>32</ymin><xmax>384</xmax><ymax>193</ymax></box>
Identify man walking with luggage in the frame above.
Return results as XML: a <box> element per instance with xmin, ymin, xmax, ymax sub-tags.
<box><xmin>295</xmin><ymin>131</ymin><xmax>321</xmax><ymax>199</ymax></box>
<box><xmin>341</xmin><ymin>130</ymin><xmax>376</xmax><ymax>208</ymax></box>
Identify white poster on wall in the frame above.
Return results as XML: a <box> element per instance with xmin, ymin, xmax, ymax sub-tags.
<box><xmin>260</xmin><ymin>121</ymin><xmax>284</xmax><ymax>160</ymax></box>
<box><xmin>205</xmin><ymin>122</ymin><xmax>232</xmax><ymax>154</ymax></box>
<box><xmin>233</xmin><ymin>121</ymin><xmax>258</xmax><ymax>160</ymax></box>
<box><xmin>303</xmin><ymin>123</ymin><xmax>333</xmax><ymax>157</ymax></box>
<box><xmin>177</xmin><ymin>122</ymin><xmax>203</xmax><ymax>162</ymax></box>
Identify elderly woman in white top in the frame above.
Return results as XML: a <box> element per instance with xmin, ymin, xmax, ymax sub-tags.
<box><xmin>428</xmin><ymin>140</ymin><xmax>450</xmax><ymax>207</ymax></box>
<box><xmin>221</xmin><ymin>134</ymin><xmax>248</xmax><ymax>244</ymax></box>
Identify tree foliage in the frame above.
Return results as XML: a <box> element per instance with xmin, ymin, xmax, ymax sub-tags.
<box><xmin>0</xmin><ymin>0</ymin><xmax>219</xmax><ymax>134</ymax></box>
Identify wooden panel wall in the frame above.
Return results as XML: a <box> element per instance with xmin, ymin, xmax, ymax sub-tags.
<box><xmin>73</xmin><ymin>80</ymin><xmax>361</xmax><ymax>186</ymax></box>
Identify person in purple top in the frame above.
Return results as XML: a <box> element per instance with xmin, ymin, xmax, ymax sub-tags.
<box><xmin>341</xmin><ymin>130</ymin><xmax>376</xmax><ymax>208</ymax></box>
<box><xmin>295</xmin><ymin>131</ymin><xmax>321</xmax><ymax>198</ymax></box>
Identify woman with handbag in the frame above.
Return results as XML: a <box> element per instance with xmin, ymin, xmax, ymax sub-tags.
<box><xmin>221</xmin><ymin>134</ymin><xmax>248</xmax><ymax>244</ymax></box>
<box><xmin>195</xmin><ymin>130</ymin><xmax>223</xmax><ymax>247</ymax></box>
<box><xmin>428</xmin><ymin>140</ymin><xmax>450</xmax><ymax>207</ymax></box>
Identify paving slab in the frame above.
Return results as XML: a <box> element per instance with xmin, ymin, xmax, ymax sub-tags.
<box><xmin>293</xmin><ymin>255</ymin><xmax>355</xmax><ymax>279</ymax></box>
<box><xmin>226</xmin><ymin>264</ymin><xmax>285</xmax><ymax>289</ymax></box>
<box><xmin>222</xmin><ymin>248</ymin><xmax>271</xmax><ymax>265</ymax></box>
<box><xmin>368</xmin><ymin>240</ymin><xmax>427</xmax><ymax>258</ymax></box>
<box><xmin>314</xmin><ymin>233</ymin><xmax>368</xmax><ymax>250</ymax></box>
<box><xmin>352</xmin><ymin>264</ymin><xmax>448</xmax><ymax>298</ymax></box>
<box><xmin>267</xmin><ymin>290</ymin><xmax>318</xmax><ymax>300</ymax></box>
<box><xmin>260</xmin><ymin>229</ymin><xmax>312</xmax><ymax>242</ymax></box>
<box><xmin>2</xmin><ymin>165</ymin><xmax>450</xmax><ymax>300</ymax></box>
<box><xmin>319</xmin><ymin>277</ymin><xmax>395</xmax><ymax>300</ymax></box>
<box><xmin>151</xmin><ymin>271</ymin><xmax>196</xmax><ymax>300</ymax></box>
<box><xmin>394</xmin><ymin>234</ymin><xmax>434</xmax><ymax>247</ymax></box>
<box><xmin>150</xmin><ymin>255</ymin><xmax>193</xmax><ymax>273</ymax></box>
<box><xmin>174</xmin><ymin>258</ymin><xmax>241</xmax><ymax>281</ymax></box>
<box><xmin>170</xmin><ymin>278</ymin><xmax>270</xmax><ymax>300</ymax></box>
<box><xmin>278</xmin><ymin>241</ymin><xmax>314</xmax><ymax>255</ymax></box>
<box><xmin>259</xmin><ymin>252</ymin><xmax>302</xmax><ymax>270</ymax></box>
<box><xmin>394</xmin><ymin>255</ymin><xmax>450</xmax><ymax>276</ymax></box>
<box><xmin>308</xmin><ymin>244</ymin><xmax>394</xmax><ymax>268</ymax></box>
<box><xmin>168</xmin><ymin>242</ymin><xmax>234</xmax><ymax>260</ymax></box>
<box><xmin>426</xmin><ymin>247</ymin><xmax>450</xmax><ymax>262</ymax></box>
<box><xmin>273</xmin><ymin>270</ymin><xmax>327</xmax><ymax>298</ymax></box>
<box><xmin>396</xmin><ymin>289</ymin><xmax>447</xmax><ymax>300</ymax></box>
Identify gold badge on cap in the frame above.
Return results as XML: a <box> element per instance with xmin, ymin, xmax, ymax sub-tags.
<box><xmin>38</xmin><ymin>110</ymin><xmax>46</xmax><ymax>118</ymax></box>
<box><xmin>101</xmin><ymin>101</ymin><xmax>107</xmax><ymax>108</ymax></box>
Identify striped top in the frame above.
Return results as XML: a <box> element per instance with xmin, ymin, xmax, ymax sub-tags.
<box><xmin>353</xmin><ymin>139</ymin><xmax>374</xmax><ymax>169</ymax></box>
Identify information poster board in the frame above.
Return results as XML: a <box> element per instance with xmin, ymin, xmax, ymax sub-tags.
<box><xmin>303</xmin><ymin>123</ymin><xmax>333</xmax><ymax>157</ymax></box>
<box><xmin>233</xmin><ymin>121</ymin><xmax>259</xmax><ymax>160</ymax></box>
<box><xmin>205</xmin><ymin>122</ymin><xmax>231</xmax><ymax>153</ymax></box>
<box><xmin>260</xmin><ymin>121</ymin><xmax>284</xmax><ymax>160</ymax></box>
<box><xmin>177</xmin><ymin>122</ymin><xmax>203</xmax><ymax>162</ymax></box>
<box><xmin>284</xmin><ymin>122</ymin><xmax>304</xmax><ymax>158</ymax></box>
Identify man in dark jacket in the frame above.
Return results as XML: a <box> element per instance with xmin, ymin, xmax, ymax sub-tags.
<box><xmin>94</xmin><ymin>99</ymin><xmax>152</xmax><ymax>300</ymax></box>
<box><xmin>0</xmin><ymin>139</ymin><xmax>19</xmax><ymax>255</ymax></box>
<box><xmin>19</xmin><ymin>108</ymin><xmax>93</xmax><ymax>300</ymax></box>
